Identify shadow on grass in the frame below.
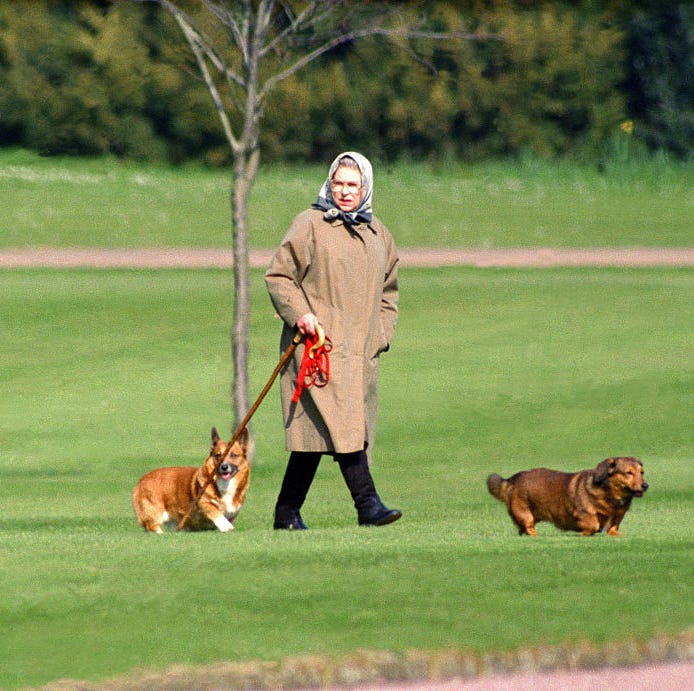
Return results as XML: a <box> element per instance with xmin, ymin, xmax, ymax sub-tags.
<box><xmin>0</xmin><ymin>517</ymin><xmax>133</xmax><ymax>532</ymax></box>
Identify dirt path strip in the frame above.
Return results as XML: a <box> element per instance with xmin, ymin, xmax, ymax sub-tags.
<box><xmin>354</xmin><ymin>661</ymin><xmax>694</xmax><ymax>690</ymax></box>
<box><xmin>1</xmin><ymin>247</ymin><xmax>694</xmax><ymax>269</ymax></box>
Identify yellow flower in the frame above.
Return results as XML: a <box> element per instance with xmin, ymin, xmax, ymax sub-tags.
<box><xmin>620</xmin><ymin>120</ymin><xmax>634</xmax><ymax>135</ymax></box>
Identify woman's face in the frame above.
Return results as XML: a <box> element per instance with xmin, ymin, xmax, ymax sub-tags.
<box><xmin>329</xmin><ymin>165</ymin><xmax>363</xmax><ymax>213</ymax></box>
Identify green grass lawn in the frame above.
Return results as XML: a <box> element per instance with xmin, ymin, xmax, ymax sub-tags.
<box><xmin>1</xmin><ymin>267</ymin><xmax>692</xmax><ymax>688</ymax></box>
<box><xmin>1</xmin><ymin>148</ymin><xmax>692</xmax><ymax>248</ymax></box>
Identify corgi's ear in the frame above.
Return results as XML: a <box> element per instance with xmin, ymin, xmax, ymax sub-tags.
<box><xmin>211</xmin><ymin>427</ymin><xmax>220</xmax><ymax>449</ymax></box>
<box><xmin>237</xmin><ymin>426</ymin><xmax>250</xmax><ymax>452</ymax></box>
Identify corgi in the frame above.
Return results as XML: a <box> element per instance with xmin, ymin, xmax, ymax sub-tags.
<box><xmin>132</xmin><ymin>427</ymin><xmax>250</xmax><ymax>533</ymax></box>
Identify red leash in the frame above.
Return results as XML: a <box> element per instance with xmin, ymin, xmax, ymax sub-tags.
<box><xmin>292</xmin><ymin>325</ymin><xmax>332</xmax><ymax>403</ymax></box>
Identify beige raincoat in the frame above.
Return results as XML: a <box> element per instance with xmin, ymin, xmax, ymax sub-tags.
<box><xmin>265</xmin><ymin>208</ymin><xmax>399</xmax><ymax>455</ymax></box>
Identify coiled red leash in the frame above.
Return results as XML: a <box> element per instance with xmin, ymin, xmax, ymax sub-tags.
<box><xmin>292</xmin><ymin>324</ymin><xmax>332</xmax><ymax>403</ymax></box>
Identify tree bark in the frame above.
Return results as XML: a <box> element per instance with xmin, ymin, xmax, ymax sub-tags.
<box><xmin>230</xmin><ymin>146</ymin><xmax>259</xmax><ymax>430</ymax></box>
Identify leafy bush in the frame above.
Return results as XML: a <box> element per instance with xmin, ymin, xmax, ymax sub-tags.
<box><xmin>0</xmin><ymin>1</ymin><xmax>689</xmax><ymax>162</ymax></box>
<box><xmin>623</xmin><ymin>4</ymin><xmax>694</xmax><ymax>159</ymax></box>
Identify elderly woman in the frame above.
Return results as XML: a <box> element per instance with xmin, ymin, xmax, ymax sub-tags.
<box><xmin>265</xmin><ymin>151</ymin><xmax>401</xmax><ymax>530</ymax></box>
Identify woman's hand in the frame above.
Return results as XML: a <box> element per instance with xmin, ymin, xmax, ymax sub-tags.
<box><xmin>297</xmin><ymin>312</ymin><xmax>319</xmax><ymax>337</ymax></box>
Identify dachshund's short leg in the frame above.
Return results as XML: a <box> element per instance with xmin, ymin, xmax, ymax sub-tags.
<box><xmin>508</xmin><ymin>501</ymin><xmax>538</xmax><ymax>537</ymax></box>
<box><xmin>578</xmin><ymin>513</ymin><xmax>600</xmax><ymax>536</ymax></box>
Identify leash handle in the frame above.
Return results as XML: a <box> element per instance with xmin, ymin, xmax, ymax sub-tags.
<box><xmin>309</xmin><ymin>324</ymin><xmax>325</xmax><ymax>357</ymax></box>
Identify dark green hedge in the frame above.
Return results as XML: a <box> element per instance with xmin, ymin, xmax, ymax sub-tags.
<box><xmin>0</xmin><ymin>1</ymin><xmax>690</xmax><ymax>163</ymax></box>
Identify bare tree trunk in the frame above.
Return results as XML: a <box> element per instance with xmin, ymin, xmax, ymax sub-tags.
<box><xmin>229</xmin><ymin>2</ymin><xmax>264</xmax><ymax>446</ymax></box>
<box><xmin>229</xmin><ymin>146</ymin><xmax>259</xmax><ymax>430</ymax></box>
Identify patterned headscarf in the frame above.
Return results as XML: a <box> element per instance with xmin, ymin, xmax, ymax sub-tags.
<box><xmin>312</xmin><ymin>151</ymin><xmax>374</xmax><ymax>226</ymax></box>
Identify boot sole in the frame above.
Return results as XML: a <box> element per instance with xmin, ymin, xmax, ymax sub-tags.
<box><xmin>360</xmin><ymin>509</ymin><xmax>402</xmax><ymax>527</ymax></box>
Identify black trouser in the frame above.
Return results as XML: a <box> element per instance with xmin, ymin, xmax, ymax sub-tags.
<box><xmin>275</xmin><ymin>448</ymin><xmax>378</xmax><ymax>513</ymax></box>
<box><xmin>275</xmin><ymin>451</ymin><xmax>322</xmax><ymax>511</ymax></box>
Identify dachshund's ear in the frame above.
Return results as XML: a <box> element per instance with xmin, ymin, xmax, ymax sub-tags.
<box><xmin>595</xmin><ymin>458</ymin><xmax>616</xmax><ymax>484</ymax></box>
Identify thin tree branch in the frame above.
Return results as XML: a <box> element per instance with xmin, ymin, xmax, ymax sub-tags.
<box><xmin>260</xmin><ymin>0</ymin><xmax>327</xmax><ymax>59</ymax></box>
<box><xmin>201</xmin><ymin>1</ymin><xmax>246</xmax><ymax>57</ymax></box>
<box><xmin>258</xmin><ymin>25</ymin><xmax>497</xmax><ymax>101</ymax></box>
<box><xmin>159</xmin><ymin>0</ymin><xmax>246</xmax><ymax>89</ymax></box>
<box><xmin>169</xmin><ymin>8</ymin><xmax>240</xmax><ymax>152</ymax></box>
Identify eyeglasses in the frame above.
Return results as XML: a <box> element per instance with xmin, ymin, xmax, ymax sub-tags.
<box><xmin>330</xmin><ymin>180</ymin><xmax>362</xmax><ymax>195</ymax></box>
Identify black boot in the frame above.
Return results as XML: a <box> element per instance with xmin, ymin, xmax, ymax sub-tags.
<box><xmin>337</xmin><ymin>450</ymin><xmax>402</xmax><ymax>527</ymax></box>
<box><xmin>273</xmin><ymin>505</ymin><xmax>309</xmax><ymax>530</ymax></box>
<box><xmin>274</xmin><ymin>452</ymin><xmax>321</xmax><ymax>530</ymax></box>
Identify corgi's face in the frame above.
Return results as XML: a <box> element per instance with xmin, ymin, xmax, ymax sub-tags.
<box><xmin>203</xmin><ymin>427</ymin><xmax>250</xmax><ymax>492</ymax></box>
